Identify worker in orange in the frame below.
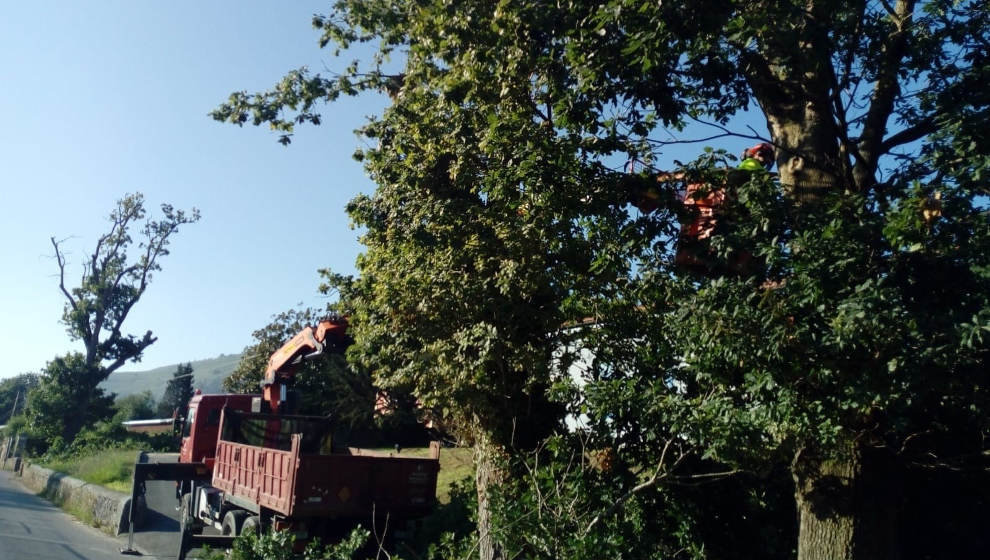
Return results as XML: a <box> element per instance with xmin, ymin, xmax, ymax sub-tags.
<box><xmin>679</xmin><ymin>142</ymin><xmax>774</xmax><ymax>238</ymax></box>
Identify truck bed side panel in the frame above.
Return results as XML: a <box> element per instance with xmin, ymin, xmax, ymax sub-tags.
<box><xmin>293</xmin><ymin>453</ymin><xmax>438</xmax><ymax>518</ymax></box>
<box><xmin>213</xmin><ymin>436</ymin><xmax>438</xmax><ymax>519</ymax></box>
<box><xmin>213</xmin><ymin>439</ymin><xmax>298</xmax><ymax>515</ymax></box>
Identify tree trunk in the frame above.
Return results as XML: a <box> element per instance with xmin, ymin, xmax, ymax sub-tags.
<box><xmin>766</xmin><ymin>104</ymin><xmax>845</xmax><ymax>197</ymax></box>
<box><xmin>475</xmin><ymin>433</ymin><xmax>505</xmax><ymax>560</ymax></box>
<box><xmin>793</xmin><ymin>442</ymin><xmax>901</xmax><ymax>560</ymax></box>
<box><xmin>744</xmin><ymin>1</ymin><xmax>851</xmax><ymax>198</ymax></box>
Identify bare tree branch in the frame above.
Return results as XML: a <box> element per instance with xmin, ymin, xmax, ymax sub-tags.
<box><xmin>879</xmin><ymin>117</ymin><xmax>939</xmax><ymax>153</ymax></box>
<box><xmin>50</xmin><ymin>236</ymin><xmax>78</xmax><ymax>312</ymax></box>
<box><xmin>853</xmin><ymin>0</ymin><xmax>917</xmax><ymax>189</ymax></box>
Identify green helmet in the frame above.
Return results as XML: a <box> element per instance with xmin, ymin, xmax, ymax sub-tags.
<box><xmin>738</xmin><ymin>158</ymin><xmax>765</xmax><ymax>171</ymax></box>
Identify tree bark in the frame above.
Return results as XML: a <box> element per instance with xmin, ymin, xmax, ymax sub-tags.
<box><xmin>743</xmin><ymin>0</ymin><xmax>849</xmax><ymax>198</ymax></box>
<box><xmin>475</xmin><ymin>433</ymin><xmax>505</xmax><ymax>560</ymax></box>
<box><xmin>764</xmin><ymin>101</ymin><xmax>845</xmax><ymax>197</ymax></box>
<box><xmin>793</xmin><ymin>442</ymin><xmax>901</xmax><ymax>560</ymax></box>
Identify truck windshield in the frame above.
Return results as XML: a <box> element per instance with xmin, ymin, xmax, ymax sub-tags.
<box><xmin>183</xmin><ymin>407</ymin><xmax>196</xmax><ymax>438</ymax></box>
<box><xmin>221</xmin><ymin>411</ymin><xmax>333</xmax><ymax>454</ymax></box>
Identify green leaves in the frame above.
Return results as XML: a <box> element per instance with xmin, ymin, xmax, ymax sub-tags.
<box><xmin>218</xmin><ymin>0</ymin><xmax>990</xmax><ymax>554</ymax></box>
<box><xmin>52</xmin><ymin>193</ymin><xmax>200</xmax><ymax>374</ymax></box>
<box><xmin>26</xmin><ymin>353</ymin><xmax>116</xmax><ymax>445</ymax></box>
<box><xmin>40</xmin><ymin>194</ymin><xmax>198</xmax><ymax>448</ymax></box>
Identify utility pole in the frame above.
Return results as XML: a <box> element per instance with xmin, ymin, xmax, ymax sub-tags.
<box><xmin>10</xmin><ymin>390</ymin><xmax>21</xmax><ymax>418</ymax></box>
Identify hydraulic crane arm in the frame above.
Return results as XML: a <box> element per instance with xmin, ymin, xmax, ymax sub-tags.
<box><xmin>261</xmin><ymin>317</ymin><xmax>350</xmax><ymax>413</ymax></box>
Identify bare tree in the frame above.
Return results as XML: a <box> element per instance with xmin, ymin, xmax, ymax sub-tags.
<box><xmin>51</xmin><ymin>192</ymin><xmax>200</xmax><ymax>376</ymax></box>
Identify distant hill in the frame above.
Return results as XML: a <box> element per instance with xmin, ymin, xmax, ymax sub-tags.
<box><xmin>99</xmin><ymin>354</ymin><xmax>243</xmax><ymax>400</ymax></box>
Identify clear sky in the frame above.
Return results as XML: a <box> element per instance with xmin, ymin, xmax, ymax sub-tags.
<box><xmin>0</xmin><ymin>1</ymin><xmax>770</xmax><ymax>380</ymax></box>
<box><xmin>0</xmin><ymin>1</ymin><xmax>387</xmax><ymax>378</ymax></box>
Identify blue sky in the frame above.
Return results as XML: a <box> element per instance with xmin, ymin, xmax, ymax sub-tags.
<box><xmin>0</xmin><ymin>1</ymin><xmax>770</xmax><ymax>381</ymax></box>
<box><xmin>0</xmin><ymin>1</ymin><xmax>387</xmax><ymax>378</ymax></box>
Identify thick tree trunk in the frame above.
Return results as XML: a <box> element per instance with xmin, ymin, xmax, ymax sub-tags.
<box><xmin>475</xmin><ymin>434</ymin><xmax>505</xmax><ymax>560</ymax></box>
<box><xmin>794</xmin><ymin>446</ymin><xmax>857</xmax><ymax>560</ymax></box>
<box><xmin>743</xmin><ymin>0</ymin><xmax>851</xmax><ymax>198</ymax></box>
<box><xmin>793</xmin><ymin>442</ymin><xmax>901</xmax><ymax>560</ymax></box>
<box><xmin>765</xmin><ymin>104</ymin><xmax>846</xmax><ymax>197</ymax></box>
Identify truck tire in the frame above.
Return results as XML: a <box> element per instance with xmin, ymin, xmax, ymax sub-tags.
<box><xmin>177</xmin><ymin>494</ymin><xmax>193</xmax><ymax>560</ymax></box>
<box><xmin>179</xmin><ymin>493</ymin><xmax>201</xmax><ymax>534</ymax></box>
<box><xmin>241</xmin><ymin>515</ymin><xmax>261</xmax><ymax>536</ymax></box>
<box><xmin>222</xmin><ymin>509</ymin><xmax>249</xmax><ymax>536</ymax></box>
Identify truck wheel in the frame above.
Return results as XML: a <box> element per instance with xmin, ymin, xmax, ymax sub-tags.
<box><xmin>221</xmin><ymin>510</ymin><xmax>249</xmax><ymax>536</ymax></box>
<box><xmin>179</xmin><ymin>493</ymin><xmax>199</xmax><ymax>533</ymax></box>
<box><xmin>177</xmin><ymin>494</ymin><xmax>194</xmax><ymax>560</ymax></box>
<box><xmin>241</xmin><ymin>515</ymin><xmax>261</xmax><ymax>536</ymax></box>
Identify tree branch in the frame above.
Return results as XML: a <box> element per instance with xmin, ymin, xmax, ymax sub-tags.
<box><xmin>666</xmin><ymin>469</ymin><xmax>742</xmax><ymax>485</ymax></box>
<box><xmin>583</xmin><ymin>439</ymin><xmax>685</xmax><ymax>535</ymax></box>
<box><xmin>103</xmin><ymin>331</ymin><xmax>157</xmax><ymax>375</ymax></box>
<box><xmin>879</xmin><ymin>117</ymin><xmax>938</xmax><ymax>153</ymax></box>
<box><xmin>827</xmin><ymin>54</ymin><xmax>864</xmax><ymax>187</ymax></box>
<box><xmin>853</xmin><ymin>0</ymin><xmax>917</xmax><ymax>189</ymax></box>
<box><xmin>647</xmin><ymin>118</ymin><xmax>770</xmax><ymax>149</ymax></box>
<box><xmin>50</xmin><ymin>237</ymin><xmax>78</xmax><ymax>312</ymax></box>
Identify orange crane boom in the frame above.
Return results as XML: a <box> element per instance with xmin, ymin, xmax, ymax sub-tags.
<box><xmin>260</xmin><ymin>317</ymin><xmax>349</xmax><ymax>413</ymax></box>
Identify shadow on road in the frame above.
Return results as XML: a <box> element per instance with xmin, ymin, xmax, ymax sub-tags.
<box><xmin>141</xmin><ymin>505</ymin><xmax>180</xmax><ymax>533</ymax></box>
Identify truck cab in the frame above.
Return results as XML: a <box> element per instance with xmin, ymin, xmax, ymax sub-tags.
<box><xmin>179</xmin><ymin>393</ymin><xmax>256</xmax><ymax>466</ymax></box>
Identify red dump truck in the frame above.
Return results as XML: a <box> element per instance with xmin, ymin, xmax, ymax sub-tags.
<box><xmin>122</xmin><ymin>318</ymin><xmax>440</xmax><ymax>559</ymax></box>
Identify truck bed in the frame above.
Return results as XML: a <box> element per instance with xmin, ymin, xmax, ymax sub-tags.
<box><xmin>211</xmin><ymin>435</ymin><xmax>440</xmax><ymax>519</ymax></box>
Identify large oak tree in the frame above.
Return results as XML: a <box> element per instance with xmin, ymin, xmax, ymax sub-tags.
<box><xmin>215</xmin><ymin>1</ymin><xmax>989</xmax><ymax>558</ymax></box>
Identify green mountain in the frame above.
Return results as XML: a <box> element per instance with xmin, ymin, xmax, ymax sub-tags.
<box><xmin>99</xmin><ymin>354</ymin><xmax>245</xmax><ymax>401</ymax></box>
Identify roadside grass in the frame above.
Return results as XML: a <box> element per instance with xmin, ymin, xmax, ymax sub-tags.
<box><xmin>40</xmin><ymin>448</ymin><xmax>138</xmax><ymax>493</ymax></box>
<box><xmin>53</xmin><ymin>498</ymin><xmax>98</xmax><ymax>528</ymax></box>
<box><xmin>436</xmin><ymin>448</ymin><xmax>474</xmax><ymax>503</ymax></box>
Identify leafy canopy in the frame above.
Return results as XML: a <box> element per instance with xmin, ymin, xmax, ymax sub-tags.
<box><xmin>216</xmin><ymin>0</ymin><xmax>989</xmax><ymax>555</ymax></box>
<box><xmin>52</xmin><ymin>192</ymin><xmax>200</xmax><ymax>374</ymax></box>
<box><xmin>36</xmin><ymin>193</ymin><xmax>199</xmax><ymax>447</ymax></box>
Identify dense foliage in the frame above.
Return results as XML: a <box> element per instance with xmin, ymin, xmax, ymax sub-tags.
<box><xmin>216</xmin><ymin>1</ymin><xmax>989</xmax><ymax>558</ymax></box>
<box><xmin>200</xmin><ymin>526</ymin><xmax>370</xmax><ymax>560</ymax></box>
<box><xmin>26</xmin><ymin>353</ymin><xmax>116</xmax><ymax>448</ymax></box>
<box><xmin>19</xmin><ymin>383</ymin><xmax>173</xmax><ymax>460</ymax></box>
<box><xmin>0</xmin><ymin>373</ymin><xmax>38</xmax><ymax>424</ymax></box>
<box><xmin>115</xmin><ymin>391</ymin><xmax>157</xmax><ymax>422</ymax></box>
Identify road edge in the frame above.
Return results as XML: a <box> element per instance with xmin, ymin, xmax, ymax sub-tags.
<box><xmin>1</xmin><ymin>460</ymin><xmax>131</xmax><ymax>536</ymax></box>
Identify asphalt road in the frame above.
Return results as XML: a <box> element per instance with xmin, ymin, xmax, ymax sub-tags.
<box><xmin>0</xmin><ymin>454</ymin><xmax>203</xmax><ymax>560</ymax></box>
<box><xmin>0</xmin><ymin>470</ymin><xmax>126</xmax><ymax>560</ymax></box>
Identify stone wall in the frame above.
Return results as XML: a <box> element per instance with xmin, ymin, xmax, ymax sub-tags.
<box><xmin>15</xmin><ymin>462</ymin><xmax>131</xmax><ymax>535</ymax></box>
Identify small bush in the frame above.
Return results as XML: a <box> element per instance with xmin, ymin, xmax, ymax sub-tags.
<box><xmin>200</xmin><ymin>526</ymin><xmax>370</xmax><ymax>560</ymax></box>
